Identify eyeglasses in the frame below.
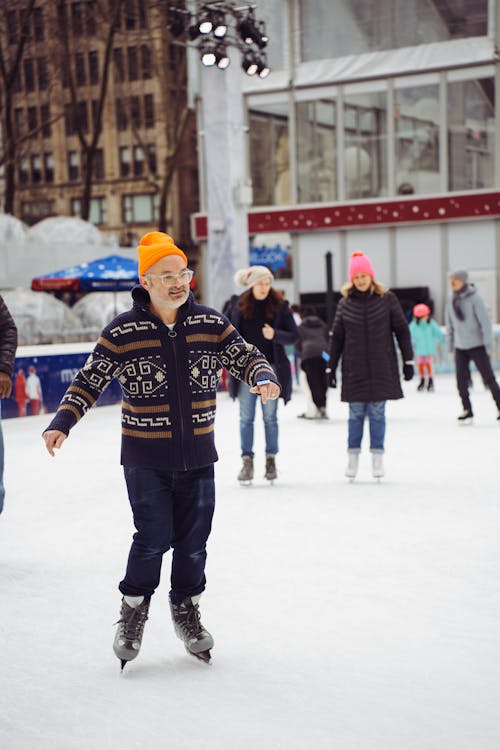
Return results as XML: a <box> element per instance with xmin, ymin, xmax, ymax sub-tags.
<box><xmin>146</xmin><ymin>269</ymin><xmax>194</xmax><ymax>287</ymax></box>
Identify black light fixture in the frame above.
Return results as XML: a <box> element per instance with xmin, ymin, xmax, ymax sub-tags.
<box><xmin>212</xmin><ymin>10</ymin><xmax>227</xmax><ymax>38</ymax></box>
<box><xmin>168</xmin><ymin>2</ymin><xmax>271</xmax><ymax>78</ymax></box>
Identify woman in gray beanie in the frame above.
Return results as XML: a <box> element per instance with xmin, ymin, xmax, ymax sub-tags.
<box><xmin>446</xmin><ymin>269</ymin><xmax>500</xmax><ymax>423</ymax></box>
<box><xmin>228</xmin><ymin>266</ymin><xmax>298</xmax><ymax>483</ymax></box>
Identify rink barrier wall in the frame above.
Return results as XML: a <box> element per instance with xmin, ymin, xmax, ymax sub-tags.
<box><xmin>3</xmin><ymin>330</ymin><xmax>500</xmax><ymax>420</ymax></box>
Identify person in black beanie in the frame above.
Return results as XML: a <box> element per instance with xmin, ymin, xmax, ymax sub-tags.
<box><xmin>446</xmin><ymin>269</ymin><xmax>500</xmax><ymax>424</ymax></box>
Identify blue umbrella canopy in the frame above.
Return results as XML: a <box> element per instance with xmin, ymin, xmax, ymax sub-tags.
<box><xmin>32</xmin><ymin>254</ymin><xmax>139</xmax><ymax>293</ymax></box>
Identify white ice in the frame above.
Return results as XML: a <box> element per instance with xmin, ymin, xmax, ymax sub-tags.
<box><xmin>1</xmin><ymin>374</ymin><xmax>499</xmax><ymax>750</ymax></box>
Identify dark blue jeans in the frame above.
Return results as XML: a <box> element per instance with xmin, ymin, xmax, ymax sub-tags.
<box><xmin>120</xmin><ymin>464</ymin><xmax>215</xmax><ymax>605</ymax></box>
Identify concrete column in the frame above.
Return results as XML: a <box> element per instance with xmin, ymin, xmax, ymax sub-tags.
<box><xmin>199</xmin><ymin>62</ymin><xmax>250</xmax><ymax>311</ymax></box>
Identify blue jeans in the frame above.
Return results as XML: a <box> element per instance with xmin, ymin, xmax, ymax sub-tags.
<box><xmin>348</xmin><ymin>401</ymin><xmax>386</xmax><ymax>452</ymax></box>
<box><xmin>120</xmin><ymin>464</ymin><xmax>215</xmax><ymax>605</ymax></box>
<box><xmin>239</xmin><ymin>383</ymin><xmax>279</xmax><ymax>456</ymax></box>
<box><xmin>0</xmin><ymin>402</ymin><xmax>4</xmax><ymax>514</ymax></box>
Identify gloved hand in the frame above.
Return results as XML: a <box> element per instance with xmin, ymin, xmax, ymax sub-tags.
<box><xmin>403</xmin><ymin>362</ymin><xmax>414</xmax><ymax>381</ymax></box>
<box><xmin>326</xmin><ymin>368</ymin><xmax>336</xmax><ymax>388</ymax></box>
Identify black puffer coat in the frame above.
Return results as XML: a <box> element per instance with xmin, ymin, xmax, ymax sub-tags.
<box><xmin>0</xmin><ymin>295</ymin><xmax>18</xmax><ymax>376</ymax></box>
<box><xmin>228</xmin><ymin>298</ymin><xmax>298</xmax><ymax>404</ymax></box>
<box><xmin>329</xmin><ymin>288</ymin><xmax>412</xmax><ymax>403</ymax></box>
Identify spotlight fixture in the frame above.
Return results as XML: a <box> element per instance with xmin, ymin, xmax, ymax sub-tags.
<box><xmin>200</xmin><ymin>44</ymin><xmax>217</xmax><ymax>66</ymax></box>
<box><xmin>198</xmin><ymin>13</ymin><xmax>213</xmax><ymax>34</ymax></box>
<box><xmin>241</xmin><ymin>52</ymin><xmax>258</xmax><ymax>76</ymax></box>
<box><xmin>169</xmin><ymin>2</ymin><xmax>271</xmax><ymax>79</ymax></box>
<box><xmin>214</xmin><ymin>43</ymin><xmax>230</xmax><ymax>69</ymax></box>
<box><xmin>212</xmin><ymin>11</ymin><xmax>228</xmax><ymax>38</ymax></box>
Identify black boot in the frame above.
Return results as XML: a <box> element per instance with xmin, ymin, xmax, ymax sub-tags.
<box><xmin>417</xmin><ymin>378</ymin><xmax>425</xmax><ymax>391</ymax></box>
<box><xmin>427</xmin><ymin>377</ymin><xmax>434</xmax><ymax>392</ymax></box>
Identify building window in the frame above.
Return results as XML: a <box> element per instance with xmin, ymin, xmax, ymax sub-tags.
<box><xmin>147</xmin><ymin>144</ymin><xmax>157</xmax><ymax>174</ymax></box>
<box><xmin>113</xmin><ymin>47</ymin><xmax>124</xmax><ymax>82</ymax></box>
<box><xmin>394</xmin><ymin>83</ymin><xmax>440</xmax><ymax>195</ymax></box>
<box><xmin>127</xmin><ymin>46</ymin><xmax>138</xmax><ymax>81</ymax></box>
<box><xmin>141</xmin><ymin>45</ymin><xmax>152</xmax><ymax>79</ymax></box>
<box><xmin>75</xmin><ymin>53</ymin><xmax>86</xmax><ymax>86</ymax></box>
<box><xmin>249</xmin><ymin>104</ymin><xmax>290</xmax><ymax>206</ymax></box>
<box><xmin>122</xmin><ymin>193</ymin><xmax>158</xmax><ymax>223</ymax></box>
<box><xmin>44</xmin><ymin>153</ymin><xmax>54</xmax><ymax>183</ymax></box>
<box><xmin>68</xmin><ymin>150</ymin><xmax>79</xmax><ymax>180</ymax></box>
<box><xmin>78</xmin><ymin>101</ymin><xmax>89</xmax><ymax>133</ymax></box>
<box><xmin>86</xmin><ymin>1</ymin><xmax>96</xmax><ymax>35</ymax></box>
<box><xmin>448</xmin><ymin>77</ymin><xmax>495</xmax><ymax>191</ymax></box>
<box><xmin>116</xmin><ymin>98</ymin><xmax>128</xmax><ymax>130</ymax></box>
<box><xmin>144</xmin><ymin>94</ymin><xmax>155</xmax><ymax>127</ymax></box>
<box><xmin>71</xmin><ymin>2</ymin><xmax>83</xmax><ymax>36</ymax></box>
<box><xmin>296</xmin><ymin>99</ymin><xmax>336</xmax><ymax>203</ymax></box>
<box><xmin>344</xmin><ymin>91</ymin><xmax>388</xmax><ymax>199</ymax></box>
<box><xmin>21</xmin><ymin>200</ymin><xmax>54</xmax><ymax>225</ymax></box>
<box><xmin>71</xmin><ymin>197</ymin><xmax>107</xmax><ymax>225</ymax></box>
<box><xmin>65</xmin><ymin>104</ymin><xmax>75</xmax><ymax>136</ymax></box>
<box><xmin>27</xmin><ymin>106</ymin><xmax>38</xmax><ymax>132</ymax></box>
<box><xmin>133</xmin><ymin>146</ymin><xmax>145</xmax><ymax>176</ymax></box>
<box><xmin>88</xmin><ymin>50</ymin><xmax>99</xmax><ymax>84</ymax></box>
<box><xmin>124</xmin><ymin>0</ymin><xmax>136</xmax><ymax>29</ymax></box>
<box><xmin>119</xmin><ymin>146</ymin><xmax>131</xmax><ymax>177</ymax></box>
<box><xmin>37</xmin><ymin>57</ymin><xmax>48</xmax><ymax>90</ymax></box>
<box><xmin>7</xmin><ymin>11</ymin><xmax>18</xmax><ymax>45</ymax></box>
<box><xmin>24</xmin><ymin>58</ymin><xmax>35</xmax><ymax>92</ymax></box>
<box><xmin>31</xmin><ymin>155</ymin><xmax>42</xmax><ymax>183</ymax></box>
<box><xmin>85</xmin><ymin>148</ymin><xmax>105</xmax><ymax>179</ymax></box>
<box><xmin>33</xmin><ymin>7</ymin><xmax>44</xmax><ymax>41</ymax></box>
<box><xmin>41</xmin><ymin>104</ymin><xmax>51</xmax><ymax>137</ymax></box>
<box><xmin>18</xmin><ymin>158</ymin><xmax>29</xmax><ymax>185</ymax></box>
<box><xmin>14</xmin><ymin>108</ymin><xmax>24</xmax><ymax>134</ymax></box>
<box><xmin>130</xmin><ymin>96</ymin><xmax>141</xmax><ymax>128</ymax></box>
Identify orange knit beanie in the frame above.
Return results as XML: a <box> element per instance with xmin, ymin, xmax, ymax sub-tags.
<box><xmin>137</xmin><ymin>231</ymin><xmax>187</xmax><ymax>276</ymax></box>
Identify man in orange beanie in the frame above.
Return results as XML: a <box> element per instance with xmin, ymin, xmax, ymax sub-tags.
<box><xmin>43</xmin><ymin>230</ymin><xmax>280</xmax><ymax>670</ymax></box>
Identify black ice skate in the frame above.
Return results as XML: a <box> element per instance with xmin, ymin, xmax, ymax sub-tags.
<box><xmin>237</xmin><ymin>455</ymin><xmax>254</xmax><ymax>485</ymax></box>
<box><xmin>169</xmin><ymin>595</ymin><xmax>214</xmax><ymax>663</ymax></box>
<box><xmin>265</xmin><ymin>454</ymin><xmax>277</xmax><ymax>482</ymax></box>
<box><xmin>427</xmin><ymin>377</ymin><xmax>434</xmax><ymax>392</ymax></box>
<box><xmin>417</xmin><ymin>378</ymin><xmax>425</xmax><ymax>391</ymax></box>
<box><xmin>457</xmin><ymin>410</ymin><xmax>473</xmax><ymax>425</ymax></box>
<box><xmin>113</xmin><ymin>596</ymin><xmax>150</xmax><ymax>670</ymax></box>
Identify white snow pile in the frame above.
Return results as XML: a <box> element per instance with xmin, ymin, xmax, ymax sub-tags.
<box><xmin>1</xmin><ymin>287</ymin><xmax>82</xmax><ymax>345</ymax></box>
<box><xmin>27</xmin><ymin>216</ymin><xmax>105</xmax><ymax>247</ymax></box>
<box><xmin>0</xmin><ymin>213</ymin><xmax>28</xmax><ymax>244</ymax></box>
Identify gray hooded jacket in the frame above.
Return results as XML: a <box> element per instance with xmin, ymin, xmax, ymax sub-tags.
<box><xmin>446</xmin><ymin>284</ymin><xmax>493</xmax><ymax>352</ymax></box>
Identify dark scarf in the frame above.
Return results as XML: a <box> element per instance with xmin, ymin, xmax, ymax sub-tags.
<box><xmin>452</xmin><ymin>285</ymin><xmax>467</xmax><ymax>321</ymax></box>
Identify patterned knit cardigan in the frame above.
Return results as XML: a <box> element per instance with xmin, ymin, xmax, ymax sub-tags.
<box><xmin>45</xmin><ymin>287</ymin><xmax>278</xmax><ymax>470</ymax></box>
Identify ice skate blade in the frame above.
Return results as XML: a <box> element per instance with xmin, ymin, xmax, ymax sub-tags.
<box><xmin>457</xmin><ymin>419</ymin><xmax>473</xmax><ymax>426</ymax></box>
<box><xmin>239</xmin><ymin>480</ymin><xmax>252</xmax><ymax>486</ymax></box>
<box><xmin>186</xmin><ymin>646</ymin><xmax>211</xmax><ymax>664</ymax></box>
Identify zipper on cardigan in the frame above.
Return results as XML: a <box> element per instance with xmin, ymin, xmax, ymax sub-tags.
<box><xmin>168</xmin><ymin>327</ymin><xmax>188</xmax><ymax>472</ymax></box>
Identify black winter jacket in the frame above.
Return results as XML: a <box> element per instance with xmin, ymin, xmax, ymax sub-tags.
<box><xmin>329</xmin><ymin>288</ymin><xmax>412</xmax><ymax>403</ymax></box>
<box><xmin>0</xmin><ymin>295</ymin><xmax>18</xmax><ymax>376</ymax></box>
<box><xmin>228</xmin><ymin>298</ymin><xmax>298</xmax><ymax>404</ymax></box>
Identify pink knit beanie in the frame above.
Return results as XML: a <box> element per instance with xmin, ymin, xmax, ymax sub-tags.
<box><xmin>413</xmin><ymin>303</ymin><xmax>431</xmax><ymax>318</ymax></box>
<box><xmin>348</xmin><ymin>251</ymin><xmax>375</xmax><ymax>281</ymax></box>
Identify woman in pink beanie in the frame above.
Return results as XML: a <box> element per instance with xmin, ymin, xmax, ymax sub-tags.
<box><xmin>327</xmin><ymin>252</ymin><xmax>414</xmax><ymax>480</ymax></box>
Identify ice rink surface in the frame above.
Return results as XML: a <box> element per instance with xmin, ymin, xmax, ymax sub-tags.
<box><xmin>1</xmin><ymin>374</ymin><xmax>499</xmax><ymax>750</ymax></box>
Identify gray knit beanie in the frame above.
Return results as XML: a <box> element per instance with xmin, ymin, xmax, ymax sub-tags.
<box><xmin>449</xmin><ymin>268</ymin><xmax>468</xmax><ymax>283</ymax></box>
